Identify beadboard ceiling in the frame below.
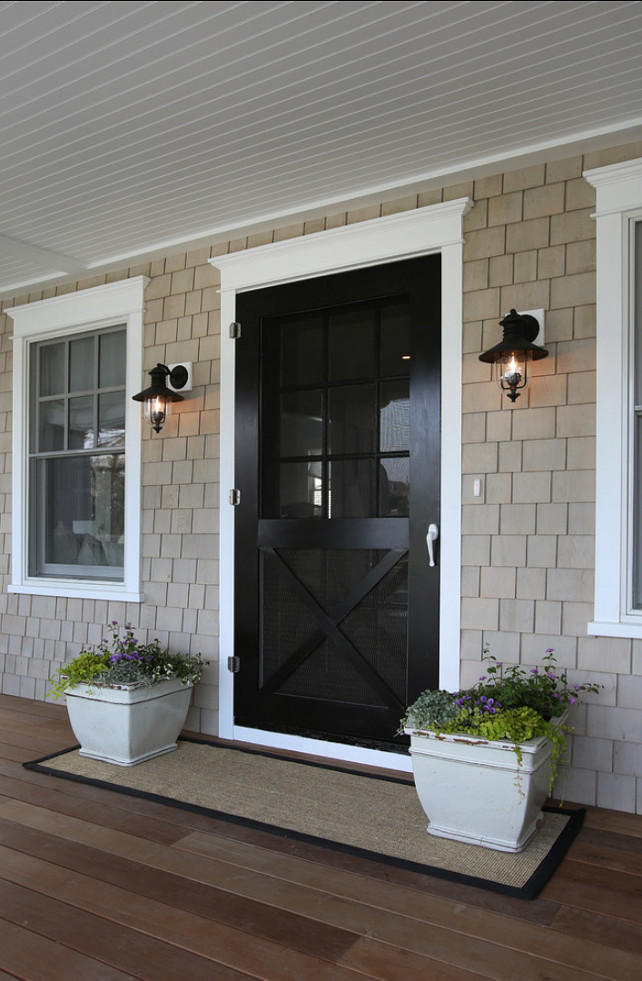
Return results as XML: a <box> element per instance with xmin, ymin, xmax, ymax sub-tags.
<box><xmin>1</xmin><ymin>0</ymin><xmax>641</xmax><ymax>296</ymax></box>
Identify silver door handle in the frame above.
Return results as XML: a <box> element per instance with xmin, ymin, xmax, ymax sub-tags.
<box><xmin>426</xmin><ymin>523</ymin><xmax>439</xmax><ymax>567</ymax></box>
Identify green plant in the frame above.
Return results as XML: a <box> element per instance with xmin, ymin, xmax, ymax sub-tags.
<box><xmin>402</xmin><ymin>649</ymin><xmax>601</xmax><ymax>795</ymax></box>
<box><xmin>400</xmin><ymin>689</ymin><xmax>460</xmax><ymax>731</ymax></box>
<box><xmin>457</xmin><ymin>649</ymin><xmax>601</xmax><ymax>721</ymax></box>
<box><xmin>49</xmin><ymin>622</ymin><xmax>206</xmax><ymax>699</ymax></box>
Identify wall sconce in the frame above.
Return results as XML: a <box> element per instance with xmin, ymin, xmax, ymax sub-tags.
<box><xmin>132</xmin><ymin>362</ymin><xmax>191</xmax><ymax>432</ymax></box>
<box><xmin>479</xmin><ymin>309</ymin><xmax>548</xmax><ymax>403</ymax></box>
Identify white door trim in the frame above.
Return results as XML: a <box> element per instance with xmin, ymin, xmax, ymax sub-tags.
<box><xmin>211</xmin><ymin>199</ymin><xmax>471</xmax><ymax>771</ymax></box>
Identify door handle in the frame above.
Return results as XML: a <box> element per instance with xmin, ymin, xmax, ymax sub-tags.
<box><xmin>426</xmin><ymin>523</ymin><xmax>439</xmax><ymax>567</ymax></box>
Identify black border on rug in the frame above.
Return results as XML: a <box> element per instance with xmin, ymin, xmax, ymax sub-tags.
<box><xmin>23</xmin><ymin>737</ymin><xmax>585</xmax><ymax>901</ymax></box>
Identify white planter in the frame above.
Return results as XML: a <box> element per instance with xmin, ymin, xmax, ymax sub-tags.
<box><xmin>65</xmin><ymin>678</ymin><xmax>193</xmax><ymax>766</ymax></box>
<box><xmin>405</xmin><ymin>724</ymin><xmax>558</xmax><ymax>853</ymax></box>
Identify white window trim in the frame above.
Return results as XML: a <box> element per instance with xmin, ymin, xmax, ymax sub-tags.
<box><xmin>211</xmin><ymin>199</ymin><xmax>471</xmax><ymax>770</ymax></box>
<box><xmin>6</xmin><ymin>277</ymin><xmax>148</xmax><ymax>602</ymax></box>
<box><xmin>584</xmin><ymin>158</ymin><xmax>642</xmax><ymax>637</ymax></box>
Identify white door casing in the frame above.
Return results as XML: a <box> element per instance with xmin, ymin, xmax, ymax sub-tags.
<box><xmin>211</xmin><ymin>199</ymin><xmax>471</xmax><ymax>770</ymax></box>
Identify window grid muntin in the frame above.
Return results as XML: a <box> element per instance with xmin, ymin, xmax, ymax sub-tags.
<box><xmin>267</xmin><ymin>298</ymin><xmax>410</xmax><ymax>520</ymax></box>
<box><xmin>29</xmin><ymin>325</ymin><xmax>126</xmax><ymax>580</ymax></box>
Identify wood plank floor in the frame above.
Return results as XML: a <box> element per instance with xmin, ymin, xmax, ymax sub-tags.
<box><xmin>0</xmin><ymin>693</ymin><xmax>640</xmax><ymax>981</ymax></box>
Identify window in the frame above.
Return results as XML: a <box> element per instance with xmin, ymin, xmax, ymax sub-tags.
<box><xmin>7</xmin><ymin>278</ymin><xmax>147</xmax><ymax>601</ymax></box>
<box><xmin>584</xmin><ymin>158</ymin><xmax>642</xmax><ymax>636</ymax></box>
<box><xmin>30</xmin><ymin>327</ymin><xmax>126</xmax><ymax>580</ymax></box>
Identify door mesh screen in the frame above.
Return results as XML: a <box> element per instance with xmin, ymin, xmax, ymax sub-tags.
<box><xmin>261</xmin><ymin>549</ymin><xmax>408</xmax><ymax>706</ymax></box>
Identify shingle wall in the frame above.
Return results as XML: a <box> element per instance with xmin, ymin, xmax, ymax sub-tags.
<box><xmin>1</xmin><ymin>138</ymin><xmax>641</xmax><ymax>811</ymax></box>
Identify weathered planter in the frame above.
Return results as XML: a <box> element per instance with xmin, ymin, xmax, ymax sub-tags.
<box><xmin>65</xmin><ymin>678</ymin><xmax>193</xmax><ymax>766</ymax></box>
<box><xmin>405</xmin><ymin>724</ymin><xmax>558</xmax><ymax>853</ymax></box>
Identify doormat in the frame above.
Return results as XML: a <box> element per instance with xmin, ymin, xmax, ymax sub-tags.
<box><xmin>24</xmin><ymin>738</ymin><xmax>584</xmax><ymax>900</ymax></box>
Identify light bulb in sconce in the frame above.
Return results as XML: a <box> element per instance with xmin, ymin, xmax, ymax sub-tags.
<box><xmin>144</xmin><ymin>394</ymin><xmax>170</xmax><ymax>433</ymax></box>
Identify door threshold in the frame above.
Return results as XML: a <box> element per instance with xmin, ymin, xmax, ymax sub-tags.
<box><xmin>233</xmin><ymin>725</ymin><xmax>412</xmax><ymax>773</ymax></box>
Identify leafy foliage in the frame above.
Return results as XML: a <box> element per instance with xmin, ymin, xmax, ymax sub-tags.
<box><xmin>402</xmin><ymin>649</ymin><xmax>602</xmax><ymax>795</ymax></box>
<box><xmin>401</xmin><ymin>689</ymin><xmax>460</xmax><ymax>731</ymax></box>
<box><xmin>49</xmin><ymin>622</ymin><xmax>206</xmax><ymax>699</ymax></box>
<box><xmin>457</xmin><ymin>649</ymin><xmax>601</xmax><ymax>722</ymax></box>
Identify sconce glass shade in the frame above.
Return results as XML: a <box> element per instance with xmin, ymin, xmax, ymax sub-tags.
<box><xmin>479</xmin><ymin>309</ymin><xmax>548</xmax><ymax>403</ymax></box>
<box><xmin>132</xmin><ymin>363</ymin><xmax>187</xmax><ymax>432</ymax></box>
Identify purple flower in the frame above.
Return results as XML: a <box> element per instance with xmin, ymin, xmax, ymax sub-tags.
<box><xmin>531</xmin><ymin>667</ymin><xmax>539</xmax><ymax>675</ymax></box>
<box><xmin>569</xmin><ymin>696</ymin><xmax>577</xmax><ymax>705</ymax></box>
<box><xmin>573</xmin><ymin>685</ymin><xmax>581</xmax><ymax>691</ymax></box>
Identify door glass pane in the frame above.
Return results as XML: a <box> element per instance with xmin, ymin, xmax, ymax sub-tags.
<box><xmin>329</xmin><ymin>459</ymin><xmax>375</xmax><ymax>517</ymax></box>
<box><xmin>379</xmin><ymin>457</ymin><xmax>410</xmax><ymax>516</ymax></box>
<box><xmin>279</xmin><ymin>462</ymin><xmax>323</xmax><ymax>517</ymax></box>
<box><xmin>381</xmin><ymin>302</ymin><xmax>410</xmax><ymax>376</ymax></box>
<box><xmin>329</xmin><ymin>308</ymin><xmax>376</xmax><ymax>381</ymax></box>
<box><xmin>280</xmin><ymin>390</ymin><xmax>323</xmax><ymax>457</ymax></box>
<box><xmin>328</xmin><ymin>384</ymin><xmax>375</xmax><ymax>454</ymax></box>
<box><xmin>99</xmin><ymin>330</ymin><xmax>126</xmax><ymax>388</ymax></box>
<box><xmin>98</xmin><ymin>392</ymin><xmax>125</xmax><ymax>446</ymax></box>
<box><xmin>380</xmin><ymin>380</ymin><xmax>410</xmax><ymax>452</ymax></box>
<box><xmin>39</xmin><ymin>400</ymin><xmax>65</xmax><ymax>451</ymax></box>
<box><xmin>280</xmin><ymin>318</ymin><xmax>324</xmax><ymax>387</ymax></box>
<box><xmin>39</xmin><ymin>343</ymin><xmax>65</xmax><ymax>396</ymax></box>
<box><xmin>69</xmin><ymin>335</ymin><xmax>94</xmax><ymax>392</ymax></box>
<box><xmin>69</xmin><ymin>396</ymin><xmax>94</xmax><ymax>449</ymax></box>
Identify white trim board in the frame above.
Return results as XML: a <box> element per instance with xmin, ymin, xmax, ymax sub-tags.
<box><xmin>211</xmin><ymin>200</ymin><xmax>470</xmax><ymax>770</ymax></box>
<box><xmin>6</xmin><ymin>277</ymin><xmax>147</xmax><ymax>602</ymax></box>
<box><xmin>584</xmin><ymin>157</ymin><xmax>642</xmax><ymax>638</ymax></box>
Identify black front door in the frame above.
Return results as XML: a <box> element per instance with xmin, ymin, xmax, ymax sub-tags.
<box><xmin>234</xmin><ymin>255</ymin><xmax>441</xmax><ymax>749</ymax></box>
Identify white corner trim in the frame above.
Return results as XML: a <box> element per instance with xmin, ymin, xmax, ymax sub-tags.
<box><xmin>211</xmin><ymin>200</ymin><xmax>470</xmax><ymax>753</ymax></box>
<box><xmin>584</xmin><ymin>158</ymin><xmax>642</xmax><ymax>635</ymax></box>
<box><xmin>7</xmin><ymin>277</ymin><xmax>148</xmax><ymax>601</ymax></box>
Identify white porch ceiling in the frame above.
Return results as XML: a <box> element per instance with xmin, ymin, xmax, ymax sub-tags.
<box><xmin>1</xmin><ymin>0</ymin><xmax>641</xmax><ymax>296</ymax></box>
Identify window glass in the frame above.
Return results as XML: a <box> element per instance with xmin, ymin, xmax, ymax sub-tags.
<box><xmin>329</xmin><ymin>309</ymin><xmax>376</xmax><ymax>381</ymax></box>
<box><xmin>39</xmin><ymin>399</ymin><xmax>65</xmax><ymax>451</ymax></box>
<box><xmin>328</xmin><ymin>384</ymin><xmax>375</xmax><ymax>454</ymax></box>
<box><xmin>30</xmin><ymin>327</ymin><xmax>126</xmax><ymax>579</ymax></box>
<box><xmin>99</xmin><ymin>331</ymin><xmax>126</xmax><ymax>387</ymax></box>
<box><xmin>379</xmin><ymin>381</ymin><xmax>410</xmax><ymax>452</ymax></box>
<box><xmin>69</xmin><ymin>396</ymin><xmax>94</xmax><ymax>449</ymax></box>
<box><xmin>39</xmin><ymin>342</ymin><xmax>65</xmax><ymax>396</ymax></box>
<box><xmin>69</xmin><ymin>335</ymin><xmax>94</xmax><ymax>392</ymax></box>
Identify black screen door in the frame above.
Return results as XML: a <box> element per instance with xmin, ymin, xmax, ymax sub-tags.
<box><xmin>234</xmin><ymin>255</ymin><xmax>441</xmax><ymax>748</ymax></box>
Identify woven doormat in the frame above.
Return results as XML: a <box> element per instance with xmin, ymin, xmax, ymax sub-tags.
<box><xmin>25</xmin><ymin>738</ymin><xmax>583</xmax><ymax>900</ymax></box>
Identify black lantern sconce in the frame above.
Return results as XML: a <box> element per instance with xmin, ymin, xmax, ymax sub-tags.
<box><xmin>132</xmin><ymin>362</ymin><xmax>192</xmax><ymax>432</ymax></box>
<box><xmin>479</xmin><ymin>309</ymin><xmax>548</xmax><ymax>403</ymax></box>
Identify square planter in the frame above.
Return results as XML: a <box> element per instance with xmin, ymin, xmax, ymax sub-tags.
<box><xmin>65</xmin><ymin>678</ymin><xmax>193</xmax><ymax>766</ymax></box>
<box><xmin>406</xmin><ymin>724</ymin><xmax>557</xmax><ymax>853</ymax></box>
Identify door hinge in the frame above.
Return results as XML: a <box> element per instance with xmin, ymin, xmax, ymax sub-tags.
<box><xmin>229</xmin><ymin>321</ymin><xmax>241</xmax><ymax>339</ymax></box>
<box><xmin>227</xmin><ymin>655</ymin><xmax>241</xmax><ymax>673</ymax></box>
<box><xmin>229</xmin><ymin>488</ymin><xmax>241</xmax><ymax>506</ymax></box>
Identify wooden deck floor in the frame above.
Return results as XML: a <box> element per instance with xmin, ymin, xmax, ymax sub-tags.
<box><xmin>0</xmin><ymin>693</ymin><xmax>640</xmax><ymax>980</ymax></box>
